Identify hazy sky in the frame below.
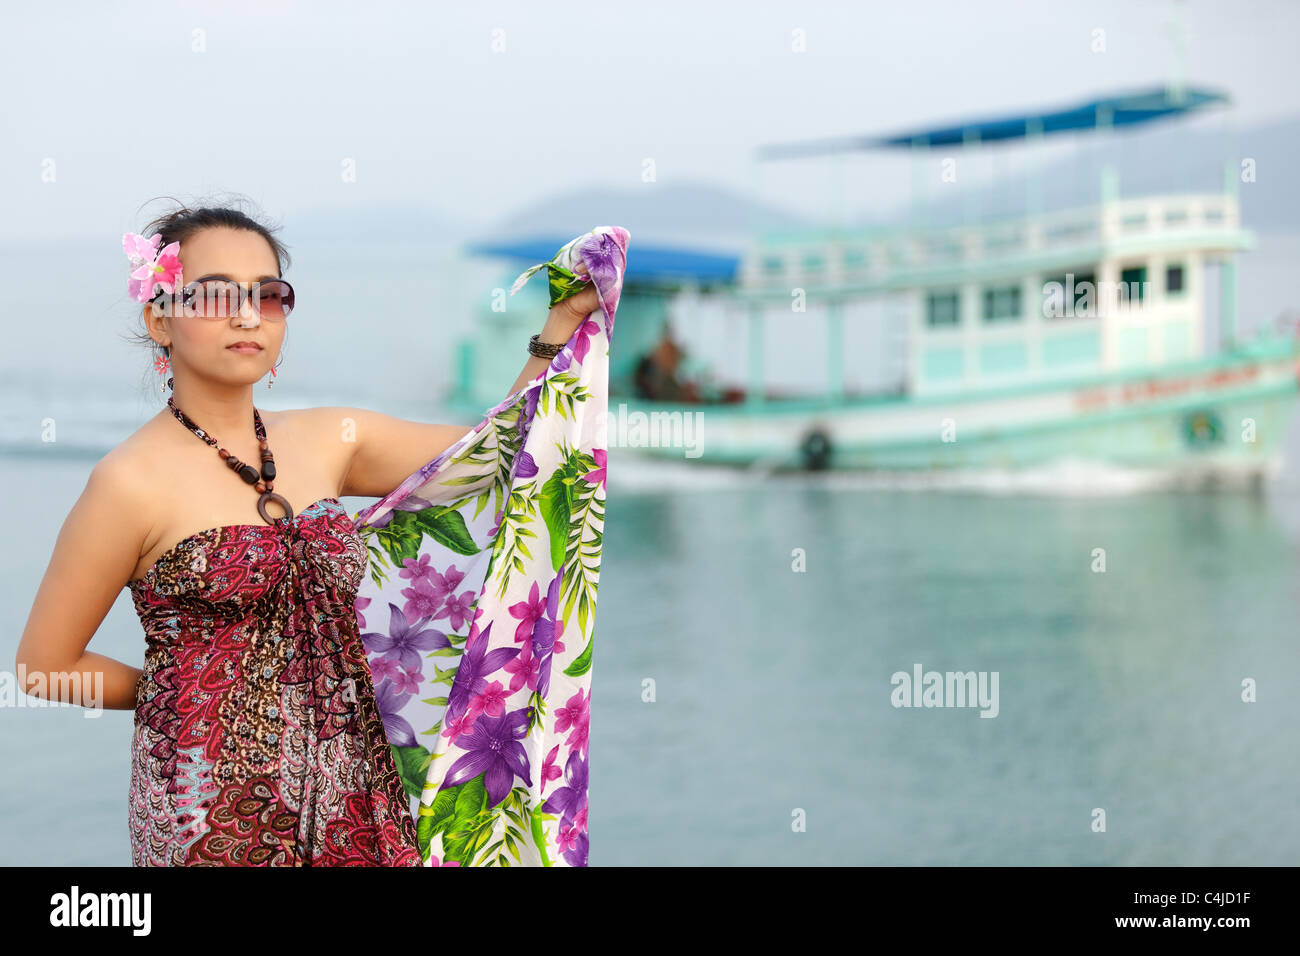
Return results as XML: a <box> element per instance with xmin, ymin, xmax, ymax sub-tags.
<box><xmin>3</xmin><ymin>0</ymin><xmax>1298</xmax><ymax>240</ymax></box>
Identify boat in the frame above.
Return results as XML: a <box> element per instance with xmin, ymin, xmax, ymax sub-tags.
<box><xmin>448</xmin><ymin>85</ymin><xmax>1300</xmax><ymax>484</ymax></box>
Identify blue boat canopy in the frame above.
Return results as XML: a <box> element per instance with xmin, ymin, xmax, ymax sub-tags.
<box><xmin>465</xmin><ymin>237</ymin><xmax>740</xmax><ymax>285</ymax></box>
<box><xmin>757</xmin><ymin>84</ymin><xmax>1229</xmax><ymax>159</ymax></box>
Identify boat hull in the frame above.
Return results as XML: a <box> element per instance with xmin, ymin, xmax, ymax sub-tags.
<box><xmin>599</xmin><ymin>339</ymin><xmax>1300</xmax><ymax>478</ymax></box>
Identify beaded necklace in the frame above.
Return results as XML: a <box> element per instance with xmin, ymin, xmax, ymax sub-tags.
<box><xmin>164</xmin><ymin>375</ymin><xmax>293</xmax><ymax>523</ymax></box>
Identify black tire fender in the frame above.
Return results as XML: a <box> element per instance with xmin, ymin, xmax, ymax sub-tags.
<box><xmin>800</xmin><ymin>427</ymin><xmax>833</xmax><ymax>470</ymax></box>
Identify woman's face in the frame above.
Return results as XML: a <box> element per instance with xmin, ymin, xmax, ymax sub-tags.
<box><xmin>145</xmin><ymin>226</ymin><xmax>287</xmax><ymax>388</ymax></box>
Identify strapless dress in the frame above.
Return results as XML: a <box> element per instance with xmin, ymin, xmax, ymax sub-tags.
<box><xmin>125</xmin><ymin>496</ymin><xmax>420</xmax><ymax>866</ymax></box>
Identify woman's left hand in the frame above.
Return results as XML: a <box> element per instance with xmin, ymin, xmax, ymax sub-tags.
<box><xmin>539</xmin><ymin>262</ymin><xmax>601</xmax><ymax>342</ymax></box>
<box><xmin>506</xmin><ymin>261</ymin><xmax>601</xmax><ymax>397</ymax></box>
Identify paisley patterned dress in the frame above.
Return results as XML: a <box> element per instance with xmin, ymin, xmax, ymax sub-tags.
<box><xmin>126</xmin><ymin>495</ymin><xmax>421</xmax><ymax>866</ymax></box>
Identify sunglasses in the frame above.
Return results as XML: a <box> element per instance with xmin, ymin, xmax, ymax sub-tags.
<box><xmin>152</xmin><ymin>275</ymin><xmax>296</xmax><ymax>320</ymax></box>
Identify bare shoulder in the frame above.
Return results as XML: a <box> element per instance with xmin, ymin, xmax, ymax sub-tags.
<box><xmin>265</xmin><ymin>405</ymin><xmax>372</xmax><ymax>449</ymax></box>
<box><xmin>260</xmin><ymin>404</ymin><xmax>360</xmax><ymax>429</ymax></box>
<box><xmin>58</xmin><ymin>425</ymin><xmax>163</xmax><ymax>585</ymax></box>
<box><xmin>90</xmin><ymin>416</ymin><xmax>172</xmax><ymax>519</ymax></box>
<box><xmin>264</xmin><ymin>405</ymin><xmax>367</xmax><ymax>493</ymax></box>
<box><xmin>99</xmin><ymin>412</ymin><xmax>169</xmax><ymax>488</ymax></box>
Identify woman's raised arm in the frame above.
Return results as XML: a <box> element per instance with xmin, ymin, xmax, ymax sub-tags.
<box><xmin>334</xmin><ymin>407</ymin><xmax>485</xmax><ymax>499</ymax></box>
<box><xmin>338</xmin><ymin>280</ymin><xmax>602</xmax><ymax>499</ymax></box>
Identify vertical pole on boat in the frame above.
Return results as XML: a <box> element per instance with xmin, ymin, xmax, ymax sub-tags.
<box><xmin>828</xmin><ymin>148</ymin><xmax>846</xmax><ymax>401</ymax></box>
<box><xmin>962</xmin><ymin>126</ymin><xmax>980</xmax><ymax>227</ymax></box>
<box><xmin>454</xmin><ymin>339</ymin><xmax>474</xmax><ymax>405</ymax></box>
<box><xmin>1220</xmin><ymin>252</ymin><xmax>1238</xmax><ymax>349</ymax></box>
<box><xmin>1096</xmin><ymin>103</ymin><xmax>1117</xmax><ymax>204</ymax></box>
<box><xmin>831</xmin><ymin>149</ymin><xmax>845</xmax><ymax>229</ymax></box>
<box><xmin>911</xmin><ymin>135</ymin><xmax>929</xmax><ymax>230</ymax></box>
<box><xmin>1220</xmin><ymin>140</ymin><xmax>1239</xmax><ymax>349</ymax></box>
<box><xmin>827</xmin><ymin>298</ymin><xmax>844</xmax><ymax>400</ymax></box>
<box><xmin>1095</xmin><ymin>102</ymin><xmax>1117</xmax><ymax>371</ymax></box>
<box><xmin>1025</xmin><ymin>117</ymin><xmax>1043</xmax><ymax>219</ymax></box>
<box><xmin>909</xmin><ymin>135</ymin><xmax>928</xmax><ymax>396</ymax></box>
<box><xmin>448</xmin><ymin>243</ymin><xmax>472</xmax><ymax>405</ymax></box>
<box><xmin>746</xmin><ymin>133</ymin><xmax>766</xmax><ymax>407</ymax></box>
<box><xmin>1219</xmin><ymin>102</ymin><xmax>1239</xmax><ymax>349</ymax></box>
<box><xmin>747</xmin><ymin>299</ymin><xmax>766</xmax><ymax>407</ymax></box>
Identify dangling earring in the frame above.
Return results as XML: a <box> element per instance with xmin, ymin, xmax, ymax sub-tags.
<box><xmin>267</xmin><ymin>351</ymin><xmax>284</xmax><ymax>389</ymax></box>
<box><xmin>154</xmin><ymin>345</ymin><xmax>171</xmax><ymax>393</ymax></box>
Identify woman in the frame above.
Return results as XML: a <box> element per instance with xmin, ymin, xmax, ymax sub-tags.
<box><xmin>13</xmin><ymin>202</ymin><xmax>602</xmax><ymax>866</ymax></box>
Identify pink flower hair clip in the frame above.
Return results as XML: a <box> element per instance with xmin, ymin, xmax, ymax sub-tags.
<box><xmin>123</xmin><ymin>232</ymin><xmax>184</xmax><ymax>305</ymax></box>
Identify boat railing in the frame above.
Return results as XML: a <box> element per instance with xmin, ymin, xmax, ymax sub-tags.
<box><xmin>741</xmin><ymin>193</ymin><xmax>1242</xmax><ymax>291</ymax></box>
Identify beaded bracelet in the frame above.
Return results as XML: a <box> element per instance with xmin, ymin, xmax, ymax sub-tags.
<box><xmin>528</xmin><ymin>333</ymin><xmax>566</xmax><ymax>359</ymax></box>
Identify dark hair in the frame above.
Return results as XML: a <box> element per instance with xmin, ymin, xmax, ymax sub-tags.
<box><xmin>121</xmin><ymin>193</ymin><xmax>292</xmax><ymax>394</ymax></box>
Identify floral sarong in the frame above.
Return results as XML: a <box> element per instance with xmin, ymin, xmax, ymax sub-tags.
<box><xmin>350</xmin><ymin>226</ymin><xmax>628</xmax><ymax>866</ymax></box>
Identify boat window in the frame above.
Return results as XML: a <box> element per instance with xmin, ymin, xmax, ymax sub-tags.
<box><xmin>926</xmin><ymin>291</ymin><xmax>960</xmax><ymax>327</ymax></box>
<box><xmin>1165</xmin><ymin>263</ymin><xmax>1185</xmax><ymax>296</ymax></box>
<box><xmin>841</xmin><ymin>247</ymin><xmax>867</xmax><ymax>271</ymax></box>
<box><xmin>1119</xmin><ymin>264</ymin><xmax>1147</xmax><ymax>304</ymax></box>
<box><xmin>982</xmin><ymin>284</ymin><xmax>1022</xmax><ymax>323</ymax></box>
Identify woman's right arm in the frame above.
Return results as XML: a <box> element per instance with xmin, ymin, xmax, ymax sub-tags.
<box><xmin>14</xmin><ymin>453</ymin><xmax>152</xmax><ymax>712</ymax></box>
